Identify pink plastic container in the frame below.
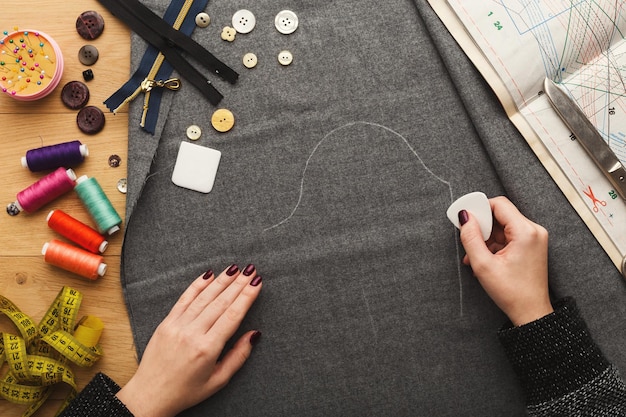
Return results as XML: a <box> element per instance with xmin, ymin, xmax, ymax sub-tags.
<box><xmin>0</xmin><ymin>29</ymin><xmax>64</xmax><ymax>101</ymax></box>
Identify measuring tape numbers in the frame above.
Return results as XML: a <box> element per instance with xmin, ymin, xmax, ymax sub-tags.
<box><xmin>0</xmin><ymin>287</ymin><xmax>104</xmax><ymax>416</ymax></box>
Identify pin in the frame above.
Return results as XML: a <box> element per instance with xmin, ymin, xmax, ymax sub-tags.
<box><xmin>0</xmin><ymin>30</ymin><xmax>63</xmax><ymax>100</ymax></box>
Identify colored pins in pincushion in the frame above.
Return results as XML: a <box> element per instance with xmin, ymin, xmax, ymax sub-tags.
<box><xmin>22</xmin><ymin>140</ymin><xmax>88</xmax><ymax>172</ymax></box>
<box><xmin>0</xmin><ymin>29</ymin><xmax>64</xmax><ymax>101</ymax></box>
<box><xmin>74</xmin><ymin>175</ymin><xmax>122</xmax><ymax>235</ymax></box>
<box><xmin>42</xmin><ymin>239</ymin><xmax>106</xmax><ymax>280</ymax></box>
<box><xmin>7</xmin><ymin>167</ymin><xmax>76</xmax><ymax>215</ymax></box>
<box><xmin>47</xmin><ymin>210</ymin><xmax>108</xmax><ymax>253</ymax></box>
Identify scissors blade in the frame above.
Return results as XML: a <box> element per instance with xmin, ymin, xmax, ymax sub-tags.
<box><xmin>544</xmin><ymin>78</ymin><xmax>626</xmax><ymax>201</ymax></box>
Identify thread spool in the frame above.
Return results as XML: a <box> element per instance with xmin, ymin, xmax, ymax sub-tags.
<box><xmin>0</xmin><ymin>29</ymin><xmax>64</xmax><ymax>101</ymax></box>
<box><xmin>47</xmin><ymin>210</ymin><xmax>108</xmax><ymax>253</ymax></box>
<box><xmin>7</xmin><ymin>167</ymin><xmax>76</xmax><ymax>215</ymax></box>
<box><xmin>22</xmin><ymin>140</ymin><xmax>88</xmax><ymax>172</ymax></box>
<box><xmin>42</xmin><ymin>239</ymin><xmax>106</xmax><ymax>280</ymax></box>
<box><xmin>74</xmin><ymin>175</ymin><xmax>122</xmax><ymax>235</ymax></box>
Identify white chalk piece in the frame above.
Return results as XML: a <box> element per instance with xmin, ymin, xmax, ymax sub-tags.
<box><xmin>171</xmin><ymin>141</ymin><xmax>221</xmax><ymax>193</ymax></box>
<box><xmin>446</xmin><ymin>191</ymin><xmax>492</xmax><ymax>240</ymax></box>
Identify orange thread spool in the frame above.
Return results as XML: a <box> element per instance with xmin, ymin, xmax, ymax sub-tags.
<box><xmin>47</xmin><ymin>210</ymin><xmax>108</xmax><ymax>253</ymax></box>
<box><xmin>42</xmin><ymin>239</ymin><xmax>107</xmax><ymax>280</ymax></box>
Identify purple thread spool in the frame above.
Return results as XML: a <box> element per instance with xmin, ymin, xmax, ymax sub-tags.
<box><xmin>8</xmin><ymin>167</ymin><xmax>76</xmax><ymax>214</ymax></box>
<box><xmin>22</xmin><ymin>140</ymin><xmax>88</xmax><ymax>172</ymax></box>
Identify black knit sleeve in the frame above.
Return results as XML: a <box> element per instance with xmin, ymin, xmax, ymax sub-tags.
<box><xmin>59</xmin><ymin>372</ymin><xmax>134</xmax><ymax>417</ymax></box>
<box><xmin>498</xmin><ymin>297</ymin><xmax>626</xmax><ymax>415</ymax></box>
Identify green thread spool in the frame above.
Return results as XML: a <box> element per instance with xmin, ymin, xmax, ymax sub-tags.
<box><xmin>74</xmin><ymin>175</ymin><xmax>122</xmax><ymax>235</ymax></box>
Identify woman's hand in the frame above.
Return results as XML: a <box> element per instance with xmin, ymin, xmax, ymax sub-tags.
<box><xmin>116</xmin><ymin>264</ymin><xmax>263</xmax><ymax>417</ymax></box>
<box><xmin>458</xmin><ymin>196</ymin><xmax>553</xmax><ymax>326</ymax></box>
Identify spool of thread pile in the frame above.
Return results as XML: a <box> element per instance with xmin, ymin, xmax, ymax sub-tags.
<box><xmin>42</xmin><ymin>239</ymin><xmax>106</xmax><ymax>280</ymax></box>
<box><xmin>47</xmin><ymin>210</ymin><xmax>108</xmax><ymax>253</ymax></box>
<box><xmin>7</xmin><ymin>167</ymin><xmax>76</xmax><ymax>215</ymax></box>
<box><xmin>22</xmin><ymin>140</ymin><xmax>88</xmax><ymax>172</ymax></box>
<box><xmin>74</xmin><ymin>175</ymin><xmax>122</xmax><ymax>235</ymax></box>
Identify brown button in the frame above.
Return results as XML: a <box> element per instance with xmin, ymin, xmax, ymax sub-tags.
<box><xmin>76</xmin><ymin>11</ymin><xmax>105</xmax><ymax>40</ymax></box>
<box><xmin>77</xmin><ymin>106</ymin><xmax>105</xmax><ymax>134</ymax></box>
<box><xmin>78</xmin><ymin>45</ymin><xmax>99</xmax><ymax>66</ymax></box>
<box><xmin>61</xmin><ymin>81</ymin><xmax>90</xmax><ymax>110</ymax></box>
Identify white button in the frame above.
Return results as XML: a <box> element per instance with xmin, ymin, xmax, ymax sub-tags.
<box><xmin>275</xmin><ymin>10</ymin><xmax>298</xmax><ymax>34</ymax></box>
<box><xmin>221</xmin><ymin>26</ymin><xmax>236</xmax><ymax>42</ymax></box>
<box><xmin>243</xmin><ymin>53</ymin><xmax>258</xmax><ymax>69</ymax></box>
<box><xmin>186</xmin><ymin>125</ymin><xmax>202</xmax><ymax>140</ymax></box>
<box><xmin>232</xmin><ymin>9</ymin><xmax>256</xmax><ymax>34</ymax></box>
<box><xmin>278</xmin><ymin>50</ymin><xmax>293</xmax><ymax>66</ymax></box>
<box><xmin>195</xmin><ymin>12</ymin><xmax>211</xmax><ymax>28</ymax></box>
<box><xmin>117</xmin><ymin>178</ymin><xmax>127</xmax><ymax>194</ymax></box>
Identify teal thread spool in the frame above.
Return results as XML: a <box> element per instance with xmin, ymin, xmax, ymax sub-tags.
<box><xmin>75</xmin><ymin>175</ymin><xmax>122</xmax><ymax>235</ymax></box>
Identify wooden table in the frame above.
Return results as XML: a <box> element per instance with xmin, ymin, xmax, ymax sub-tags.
<box><xmin>0</xmin><ymin>2</ymin><xmax>136</xmax><ymax>416</ymax></box>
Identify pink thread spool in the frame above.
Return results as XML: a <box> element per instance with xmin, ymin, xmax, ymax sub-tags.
<box><xmin>7</xmin><ymin>167</ymin><xmax>76</xmax><ymax>215</ymax></box>
<box><xmin>0</xmin><ymin>30</ymin><xmax>64</xmax><ymax>101</ymax></box>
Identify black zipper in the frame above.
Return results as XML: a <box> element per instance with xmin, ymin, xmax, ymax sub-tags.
<box><xmin>97</xmin><ymin>0</ymin><xmax>238</xmax><ymax>105</ymax></box>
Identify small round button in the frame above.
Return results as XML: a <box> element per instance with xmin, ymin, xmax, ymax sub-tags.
<box><xmin>108</xmin><ymin>154</ymin><xmax>122</xmax><ymax>168</ymax></box>
<box><xmin>195</xmin><ymin>12</ymin><xmax>210</xmax><ymax>28</ymax></box>
<box><xmin>78</xmin><ymin>45</ymin><xmax>99</xmax><ymax>66</ymax></box>
<box><xmin>186</xmin><ymin>125</ymin><xmax>202</xmax><ymax>140</ymax></box>
<box><xmin>61</xmin><ymin>81</ymin><xmax>90</xmax><ymax>110</ymax></box>
<box><xmin>243</xmin><ymin>53</ymin><xmax>258</xmax><ymax>69</ymax></box>
<box><xmin>275</xmin><ymin>10</ymin><xmax>298</xmax><ymax>35</ymax></box>
<box><xmin>278</xmin><ymin>50</ymin><xmax>293</xmax><ymax>66</ymax></box>
<box><xmin>76</xmin><ymin>11</ymin><xmax>105</xmax><ymax>40</ymax></box>
<box><xmin>211</xmin><ymin>109</ymin><xmax>235</xmax><ymax>133</ymax></box>
<box><xmin>232</xmin><ymin>10</ymin><xmax>256</xmax><ymax>34</ymax></box>
<box><xmin>221</xmin><ymin>27</ymin><xmax>236</xmax><ymax>42</ymax></box>
<box><xmin>76</xmin><ymin>106</ymin><xmax>105</xmax><ymax>134</ymax></box>
<box><xmin>117</xmin><ymin>178</ymin><xmax>127</xmax><ymax>194</ymax></box>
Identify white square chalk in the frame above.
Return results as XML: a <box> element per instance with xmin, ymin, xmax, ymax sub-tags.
<box><xmin>171</xmin><ymin>141</ymin><xmax>221</xmax><ymax>193</ymax></box>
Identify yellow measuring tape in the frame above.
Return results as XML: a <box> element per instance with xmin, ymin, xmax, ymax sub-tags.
<box><xmin>0</xmin><ymin>287</ymin><xmax>104</xmax><ymax>416</ymax></box>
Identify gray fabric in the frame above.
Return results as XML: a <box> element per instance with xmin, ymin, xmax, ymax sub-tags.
<box><xmin>121</xmin><ymin>0</ymin><xmax>626</xmax><ymax>415</ymax></box>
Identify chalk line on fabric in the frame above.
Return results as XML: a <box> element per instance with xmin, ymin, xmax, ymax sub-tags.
<box><xmin>262</xmin><ymin>121</ymin><xmax>465</xmax><ymax>316</ymax></box>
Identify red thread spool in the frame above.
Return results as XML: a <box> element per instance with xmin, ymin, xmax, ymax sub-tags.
<box><xmin>47</xmin><ymin>210</ymin><xmax>108</xmax><ymax>253</ymax></box>
<box><xmin>12</xmin><ymin>167</ymin><xmax>76</xmax><ymax>213</ymax></box>
<box><xmin>42</xmin><ymin>239</ymin><xmax>107</xmax><ymax>280</ymax></box>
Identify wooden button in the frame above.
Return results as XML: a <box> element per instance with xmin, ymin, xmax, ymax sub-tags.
<box><xmin>211</xmin><ymin>109</ymin><xmax>235</xmax><ymax>132</ymax></box>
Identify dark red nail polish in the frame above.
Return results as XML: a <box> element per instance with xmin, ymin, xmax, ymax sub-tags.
<box><xmin>226</xmin><ymin>264</ymin><xmax>239</xmax><ymax>276</ymax></box>
<box><xmin>250</xmin><ymin>275</ymin><xmax>262</xmax><ymax>287</ymax></box>
<box><xmin>202</xmin><ymin>270</ymin><xmax>213</xmax><ymax>280</ymax></box>
<box><xmin>458</xmin><ymin>210</ymin><xmax>469</xmax><ymax>226</ymax></box>
<box><xmin>243</xmin><ymin>264</ymin><xmax>255</xmax><ymax>276</ymax></box>
<box><xmin>250</xmin><ymin>330</ymin><xmax>262</xmax><ymax>346</ymax></box>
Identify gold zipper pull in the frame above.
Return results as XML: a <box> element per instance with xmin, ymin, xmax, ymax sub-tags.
<box><xmin>154</xmin><ymin>78</ymin><xmax>182</xmax><ymax>91</ymax></box>
<box><xmin>140</xmin><ymin>78</ymin><xmax>155</xmax><ymax>92</ymax></box>
<box><xmin>141</xmin><ymin>77</ymin><xmax>181</xmax><ymax>92</ymax></box>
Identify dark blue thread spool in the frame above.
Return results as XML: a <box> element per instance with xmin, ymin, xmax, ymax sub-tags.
<box><xmin>22</xmin><ymin>140</ymin><xmax>88</xmax><ymax>172</ymax></box>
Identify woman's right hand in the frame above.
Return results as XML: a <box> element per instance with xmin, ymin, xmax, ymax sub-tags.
<box><xmin>458</xmin><ymin>196</ymin><xmax>553</xmax><ymax>326</ymax></box>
